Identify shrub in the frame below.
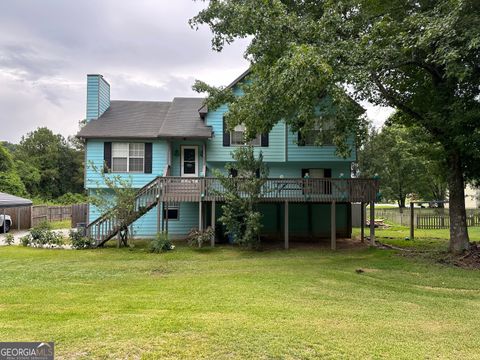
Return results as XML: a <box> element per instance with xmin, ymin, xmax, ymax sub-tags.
<box><xmin>4</xmin><ymin>233</ymin><xmax>14</xmax><ymax>246</ymax></box>
<box><xmin>28</xmin><ymin>222</ymin><xmax>64</xmax><ymax>248</ymax></box>
<box><xmin>69</xmin><ymin>229</ymin><xmax>94</xmax><ymax>249</ymax></box>
<box><xmin>187</xmin><ymin>227</ymin><xmax>214</xmax><ymax>248</ymax></box>
<box><xmin>149</xmin><ymin>232</ymin><xmax>174</xmax><ymax>253</ymax></box>
<box><xmin>20</xmin><ymin>234</ymin><xmax>32</xmax><ymax>247</ymax></box>
<box><xmin>56</xmin><ymin>192</ymin><xmax>87</xmax><ymax>205</ymax></box>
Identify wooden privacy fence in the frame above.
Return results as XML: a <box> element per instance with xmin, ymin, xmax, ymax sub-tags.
<box><xmin>416</xmin><ymin>213</ymin><xmax>480</xmax><ymax>229</ymax></box>
<box><xmin>2</xmin><ymin>206</ymin><xmax>32</xmax><ymax>230</ymax></box>
<box><xmin>3</xmin><ymin>204</ymin><xmax>88</xmax><ymax>229</ymax></box>
<box><xmin>71</xmin><ymin>203</ymin><xmax>88</xmax><ymax>228</ymax></box>
<box><xmin>31</xmin><ymin>205</ymin><xmax>73</xmax><ymax>226</ymax></box>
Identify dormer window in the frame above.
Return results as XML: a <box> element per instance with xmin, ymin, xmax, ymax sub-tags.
<box><xmin>230</xmin><ymin>124</ymin><xmax>261</xmax><ymax>146</ymax></box>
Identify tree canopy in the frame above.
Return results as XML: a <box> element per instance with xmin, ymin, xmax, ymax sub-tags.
<box><xmin>357</xmin><ymin>122</ymin><xmax>447</xmax><ymax>208</ymax></box>
<box><xmin>1</xmin><ymin>127</ymin><xmax>84</xmax><ymax>202</ymax></box>
<box><xmin>191</xmin><ymin>0</ymin><xmax>480</xmax><ymax>253</ymax></box>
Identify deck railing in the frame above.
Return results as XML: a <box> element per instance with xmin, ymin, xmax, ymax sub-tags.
<box><xmin>160</xmin><ymin>177</ymin><xmax>379</xmax><ymax>203</ymax></box>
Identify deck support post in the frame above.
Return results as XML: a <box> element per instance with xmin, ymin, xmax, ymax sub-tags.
<box><xmin>211</xmin><ymin>200</ymin><xmax>216</xmax><ymax>247</ymax></box>
<box><xmin>360</xmin><ymin>202</ymin><xmax>365</xmax><ymax>243</ymax></box>
<box><xmin>331</xmin><ymin>201</ymin><xmax>336</xmax><ymax>250</ymax></box>
<box><xmin>156</xmin><ymin>197</ymin><xmax>161</xmax><ymax>234</ymax></box>
<box><xmin>165</xmin><ymin>202</ymin><xmax>169</xmax><ymax>234</ymax></box>
<box><xmin>199</xmin><ymin>201</ymin><xmax>203</xmax><ymax>231</ymax></box>
<box><xmin>284</xmin><ymin>200</ymin><xmax>289</xmax><ymax>250</ymax></box>
<box><xmin>161</xmin><ymin>202</ymin><xmax>165</xmax><ymax>232</ymax></box>
<box><xmin>410</xmin><ymin>202</ymin><xmax>415</xmax><ymax>240</ymax></box>
<box><xmin>369</xmin><ymin>201</ymin><xmax>375</xmax><ymax>246</ymax></box>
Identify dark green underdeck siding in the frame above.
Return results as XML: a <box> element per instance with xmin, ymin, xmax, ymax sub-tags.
<box><xmin>207</xmin><ymin>202</ymin><xmax>351</xmax><ymax>240</ymax></box>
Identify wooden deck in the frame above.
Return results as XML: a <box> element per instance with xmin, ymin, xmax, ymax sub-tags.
<box><xmin>86</xmin><ymin>176</ymin><xmax>379</xmax><ymax>249</ymax></box>
<box><xmin>160</xmin><ymin>177</ymin><xmax>379</xmax><ymax>203</ymax></box>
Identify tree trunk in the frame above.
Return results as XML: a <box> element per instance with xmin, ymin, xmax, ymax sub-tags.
<box><xmin>398</xmin><ymin>197</ymin><xmax>406</xmax><ymax>213</ymax></box>
<box><xmin>447</xmin><ymin>151</ymin><xmax>469</xmax><ymax>254</ymax></box>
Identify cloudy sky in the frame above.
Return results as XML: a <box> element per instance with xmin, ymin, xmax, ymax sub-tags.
<box><xmin>0</xmin><ymin>0</ymin><xmax>392</xmax><ymax>143</ymax></box>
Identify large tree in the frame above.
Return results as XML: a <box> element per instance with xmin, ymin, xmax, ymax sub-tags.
<box><xmin>191</xmin><ymin>0</ymin><xmax>480</xmax><ymax>254</ymax></box>
<box><xmin>16</xmin><ymin>127</ymin><xmax>84</xmax><ymax>199</ymax></box>
<box><xmin>0</xmin><ymin>143</ymin><xmax>26</xmax><ymax>196</ymax></box>
<box><xmin>357</xmin><ymin>123</ymin><xmax>447</xmax><ymax>208</ymax></box>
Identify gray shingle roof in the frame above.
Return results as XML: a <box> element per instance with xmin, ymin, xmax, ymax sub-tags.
<box><xmin>0</xmin><ymin>192</ymin><xmax>32</xmax><ymax>208</ymax></box>
<box><xmin>77</xmin><ymin>98</ymin><xmax>212</xmax><ymax>139</ymax></box>
<box><xmin>159</xmin><ymin>98</ymin><xmax>212</xmax><ymax>138</ymax></box>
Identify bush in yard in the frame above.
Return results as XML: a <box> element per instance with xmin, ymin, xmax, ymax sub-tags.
<box><xmin>56</xmin><ymin>192</ymin><xmax>87</xmax><ymax>205</ymax></box>
<box><xmin>20</xmin><ymin>234</ymin><xmax>31</xmax><ymax>247</ymax></box>
<box><xmin>149</xmin><ymin>232</ymin><xmax>174</xmax><ymax>253</ymax></box>
<box><xmin>213</xmin><ymin>146</ymin><xmax>268</xmax><ymax>249</ymax></box>
<box><xmin>69</xmin><ymin>229</ymin><xmax>94</xmax><ymax>249</ymax></box>
<box><xmin>4</xmin><ymin>233</ymin><xmax>14</xmax><ymax>246</ymax></box>
<box><xmin>187</xmin><ymin>227</ymin><xmax>214</xmax><ymax>248</ymax></box>
<box><xmin>29</xmin><ymin>221</ymin><xmax>64</xmax><ymax>248</ymax></box>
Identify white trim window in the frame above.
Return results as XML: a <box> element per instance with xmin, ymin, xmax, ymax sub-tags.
<box><xmin>112</xmin><ymin>143</ymin><xmax>145</xmax><ymax>173</ymax></box>
<box><xmin>231</xmin><ymin>124</ymin><xmax>261</xmax><ymax>146</ymax></box>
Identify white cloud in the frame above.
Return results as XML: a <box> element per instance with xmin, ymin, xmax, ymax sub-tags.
<box><xmin>0</xmin><ymin>0</ymin><xmax>389</xmax><ymax>143</ymax></box>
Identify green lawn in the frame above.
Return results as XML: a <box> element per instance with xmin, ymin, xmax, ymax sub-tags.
<box><xmin>1</xmin><ymin>238</ymin><xmax>480</xmax><ymax>359</ymax></box>
<box><xmin>354</xmin><ymin>224</ymin><xmax>480</xmax><ymax>250</ymax></box>
<box><xmin>48</xmin><ymin>219</ymin><xmax>72</xmax><ymax>229</ymax></box>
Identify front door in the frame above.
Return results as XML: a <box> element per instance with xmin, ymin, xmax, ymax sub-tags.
<box><xmin>181</xmin><ymin>146</ymin><xmax>198</xmax><ymax>177</ymax></box>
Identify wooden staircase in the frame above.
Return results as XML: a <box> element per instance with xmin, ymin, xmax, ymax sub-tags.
<box><xmin>86</xmin><ymin>177</ymin><xmax>162</xmax><ymax>247</ymax></box>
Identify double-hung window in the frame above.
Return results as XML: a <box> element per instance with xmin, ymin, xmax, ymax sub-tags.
<box><xmin>231</xmin><ymin>124</ymin><xmax>261</xmax><ymax>146</ymax></box>
<box><xmin>112</xmin><ymin>143</ymin><xmax>144</xmax><ymax>173</ymax></box>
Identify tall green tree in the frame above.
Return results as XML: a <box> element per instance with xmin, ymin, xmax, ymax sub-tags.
<box><xmin>357</xmin><ymin>124</ymin><xmax>447</xmax><ymax>209</ymax></box>
<box><xmin>191</xmin><ymin>0</ymin><xmax>480</xmax><ymax>253</ymax></box>
<box><xmin>16</xmin><ymin>127</ymin><xmax>84</xmax><ymax>199</ymax></box>
<box><xmin>0</xmin><ymin>143</ymin><xmax>26</xmax><ymax>196</ymax></box>
<box><xmin>214</xmin><ymin>146</ymin><xmax>268</xmax><ymax>248</ymax></box>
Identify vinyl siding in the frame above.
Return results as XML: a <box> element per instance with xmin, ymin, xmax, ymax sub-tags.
<box><xmin>206</xmin><ymin>162</ymin><xmax>351</xmax><ymax>179</ymax></box>
<box><xmin>205</xmin><ymin>103</ymin><xmax>285</xmax><ymax>162</ymax></box>
<box><xmin>85</xmin><ymin>139</ymin><xmax>168</xmax><ymax>189</ymax></box>
<box><xmin>170</xmin><ymin>140</ymin><xmax>206</xmax><ymax>177</ymax></box>
<box><xmin>205</xmin><ymin>83</ymin><xmax>355</xmax><ymax>164</ymax></box>
<box><xmin>287</xmin><ymin>129</ymin><xmax>356</xmax><ymax>162</ymax></box>
<box><xmin>88</xmin><ymin>189</ymin><xmax>199</xmax><ymax>239</ymax></box>
<box><xmin>86</xmin><ymin>75</ymin><xmax>110</xmax><ymax>121</ymax></box>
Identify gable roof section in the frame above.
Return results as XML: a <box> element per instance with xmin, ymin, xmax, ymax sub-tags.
<box><xmin>198</xmin><ymin>68</ymin><xmax>251</xmax><ymax>115</ymax></box>
<box><xmin>159</xmin><ymin>98</ymin><xmax>212</xmax><ymax>138</ymax></box>
<box><xmin>77</xmin><ymin>98</ymin><xmax>212</xmax><ymax>139</ymax></box>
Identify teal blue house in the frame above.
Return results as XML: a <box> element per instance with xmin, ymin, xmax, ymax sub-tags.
<box><xmin>78</xmin><ymin>71</ymin><xmax>378</xmax><ymax>248</ymax></box>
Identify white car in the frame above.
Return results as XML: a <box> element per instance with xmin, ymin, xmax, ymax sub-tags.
<box><xmin>0</xmin><ymin>214</ymin><xmax>12</xmax><ymax>233</ymax></box>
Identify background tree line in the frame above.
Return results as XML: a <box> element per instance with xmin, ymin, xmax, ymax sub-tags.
<box><xmin>356</xmin><ymin>113</ymin><xmax>448</xmax><ymax>209</ymax></box>
<box><xmin>0</xmin><ymin>127</ymin><xmax>85</xmax><ymax>204</ymax></box>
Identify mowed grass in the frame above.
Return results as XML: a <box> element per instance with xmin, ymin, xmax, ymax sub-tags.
<box><xmin>1</xmin><ymin>238</ymin><xmax>480</xmax><ymax>359</ymax></box>
<box><xmin>353</xmin><ymin>224</ymin><xmax>480</xmax><ymax>250</ymax></box>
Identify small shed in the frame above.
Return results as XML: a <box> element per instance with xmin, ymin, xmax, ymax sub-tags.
<box><xmin>0</xmin><ymin>192</ymin><xmax>33</xmax><ymax>233</ymax></box>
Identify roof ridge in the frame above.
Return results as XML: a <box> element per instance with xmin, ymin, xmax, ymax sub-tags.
<box><xmin>111</xmin><ymin>99</ymin><xmax>172</xmax><ymax>104</ymax></box>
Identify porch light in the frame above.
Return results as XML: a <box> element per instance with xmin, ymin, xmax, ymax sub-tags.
<box><xmin>339</xmin><ymin>173</ymin><xmax>344</xmax><ymax>178</ymax></box>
